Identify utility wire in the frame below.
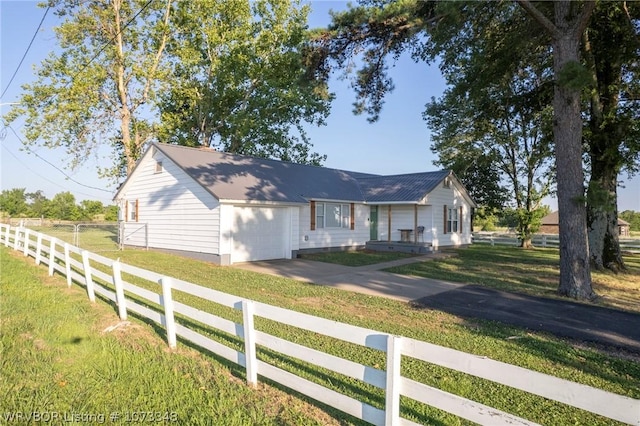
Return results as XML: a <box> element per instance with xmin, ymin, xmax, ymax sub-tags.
<box><xmin>0</xmin><ymin>143</ymin><xmax>112</xmax><ymax>201</ymax></box>
<box><xmin>5</xmin><ymin>124</ymin><xmax>113</xmax><ymax>194</ymax></box>
<box><xmin>2</xmin><ymin>1</ymin><xmax>155</xmax><ymax>199</ymax></box>
<box><xmin>0</xmin><ymin>6</ymin><xmax>50</xmax><ymax>100</ymax></box>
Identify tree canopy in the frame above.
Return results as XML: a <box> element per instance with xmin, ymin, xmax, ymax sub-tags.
<box><xmin>157</xmin><ymin>0</ymin><xmax>332</xmax><ymax>165</ymax></box>
<box><xmin>4</xmin><ymin>0</ymin><xmax>333</xmax><ymax>181</ymax></box>
<box><xmin>0</xmin><ymin>188</ymin><xmax>114</xmax><ymax>221</ymax></box>
<box><xmin>308</xmin><ymin>0</ymin><xmax>638</xmax><ymax>299</ymax></box>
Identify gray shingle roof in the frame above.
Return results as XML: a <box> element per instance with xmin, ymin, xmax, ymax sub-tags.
<box><xmin>153</xmin><ymin>143</ymin><xmax>453</xmax><ymax>204</ymax></box>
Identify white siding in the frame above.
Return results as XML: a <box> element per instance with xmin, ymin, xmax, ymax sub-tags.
<box><xmin>116</xmin><ymin>149</ymin><xmax>220</xmax><ymax>254</ymax></box>
<box><xmin>426</xmin><ymin>182</ymin><xmax>473</xmax><ymax>247</ymax></box>
<box><xmin>376</xmin><ymin>205</ymin><xmax>433</xmax><ymax>243</ymax></box>
<box><xmin>298</xmin><ymin>203</ymin><xmax>369</xmax><ymax>250</ymax></box>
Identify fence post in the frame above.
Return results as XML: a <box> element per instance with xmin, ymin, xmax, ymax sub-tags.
<box><xmin>23</xmin><ymin>229</ymin><xmax>30</xmax><ymax>256</ymax></box>
<box><xmin>13</xmin><ymin>226</ymin><xmax>20</xmax><ymax>251</ymax></box>
<box><xmin>160</xmin><ymin>277</ymin><xmax>177</xmax><ymax>349</ymax></box>
<box><xmin>4</xmin><ymin>224</ymin><xmax>10</xmax><ymax>247</ymax></box>
<box><xmin>118</xmin><ymin>221</ymin><xmax>124</xmax><ymax>250</ymax></box>
<box><xmin>385</xmin><ymin>335</ymin><xmax>402</xmax><ymax>426</ymax></box>
<box><xmin>48</xmin><ymin>237</ymin><xmax>57</xmax><ymax>276</ymax></box>
<box><xmin>64</xmin><ymin>243</ymin><xmax>72</xmax><ymax>287</ymax></box>
<box><xmin>82</xmin><ymin>250</ymin><xmax>96</xmax><ymax>303</ymax></box>
<box><xmin>242</xmin><ymin>300</ymin><xmax>258</xmax><ymax>387</ymax></box>
<box><xmin>35</xmin><ymin>233</ymin><xmax>43</xmax><ymax>265</ymax></box>
<box><xmin>490</xmin><ymin>235</ymin><xmax>495</xmax><ymax>246</ymax></box>
<box><xmin>542</xmin><ymin>235</ymin><xmax>547</xmax><ymax>248</ymax></box>
<box><xmin>112</xmin><ymin>259</ymin><xmax>127</xmax><ymax>320</ymax></box>
<box><xmin>74</xmin><ymin>224</ymin><xmax>79</xmax><ymax>247</ymax></box>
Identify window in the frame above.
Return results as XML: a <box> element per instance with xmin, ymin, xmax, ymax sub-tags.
<box><xmin>126</xmin><ymin>199</ymin><xmax>138</xmax><ymax>222</ymax></box>
<box><xmin>315</xmin><ymin>202</ymin><xmax>325</xmax><ymax>229</ymax></box>
<box><xmin>447</xmin><ymin>207</ymin><xmax>459</xmax><ymax>233</ymax></box>
<box><xmin>155</xmin><ymin>161</ymin><xmax>163</xmax><ymax>173</ymax></box>
<box><xmin>313</xmin><ymin>202</ymin><xmax>352</xmax><ymax>229</ymax></box>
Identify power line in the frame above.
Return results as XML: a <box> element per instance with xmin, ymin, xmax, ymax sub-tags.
<box><xmin>0</xmin><ymin>6</ymin><xmax>50</xmax><ymax>100</ymax></box>
<box><xmin>5</xmin><ymin>124</ymin><xmax>113</xmax><ymax>194</ymax></box>
<box><xmin>0</xmin><ymin>143</ymin><xmax>112</xmax><ymax>201</ymax></box>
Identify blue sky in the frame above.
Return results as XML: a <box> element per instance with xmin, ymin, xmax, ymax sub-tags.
<box><xmin>1</xmin><ymin>1</ymin><xmax>638</xmax><ymax>211</ymax></box>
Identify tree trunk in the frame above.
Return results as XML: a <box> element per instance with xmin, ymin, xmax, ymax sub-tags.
<box><xmin>587</xmin><ymin>167</ymin><xmax>625</xmax><ymax>272</ymax></box>
<box><xmin>552</xmin><ymin>11</ymin><xmax>594</xmax><ymax>300</ymax></box>
<box><xmin>583</xmin><ymin>8</ymin><xmax>626</xmax><ymax>273</ymax></box>
<box><xmin>517</xmin><ymin>0</ymin><xmax>596</xmax><ymax>300</ymax></box>
<box><xmin>520</xmin><ymin>237</ymin><xmax>533</xmax><ymax>249</ymax></box>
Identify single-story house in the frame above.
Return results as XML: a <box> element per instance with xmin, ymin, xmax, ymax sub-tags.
<box><xmin>113</xmin><ymin>143</ymin><xmax>476</xmax><ymax>265</ymax></box>
<box><xmin>540</xmin><ymin>211</ymin><xmax>631</xmax><ymax>237</ymax></box>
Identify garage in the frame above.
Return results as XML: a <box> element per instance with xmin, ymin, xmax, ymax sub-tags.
<box><xmin>231</xmin><ymin>206</ymin><xmax>290</xmax><ymax>263</ymax></box>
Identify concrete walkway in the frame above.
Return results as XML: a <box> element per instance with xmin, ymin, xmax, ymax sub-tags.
<box><xmin>233</xmin><ymin>254</ymin><xmax>640</xmax><ymax>354</ymax></box>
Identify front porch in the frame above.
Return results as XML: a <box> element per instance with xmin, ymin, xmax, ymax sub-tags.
<box><xmin>365</xmin><ymin>240</ymin><xmax>434</xmax><ymax>254</ymax></box>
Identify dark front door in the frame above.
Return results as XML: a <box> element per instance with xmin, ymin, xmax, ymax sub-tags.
<box><xmin>370</xmin><ymin>206</ymin><xmax>378</xmax><ymax>240</ymax></box>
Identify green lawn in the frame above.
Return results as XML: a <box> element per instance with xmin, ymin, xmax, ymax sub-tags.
<box><xmin>384</xmin><ymin>245</ymin><xmax>640</xmax><ymax>313</ymax></box>
<box><xmin>0</xmin><ymin>247</ymin><xmax>341</xmax><ymax>425</ymax></box>
<box><xmin>4</xmin><ymin>244</ymin><xmax>640</xmax><ymax>425</ymax></box>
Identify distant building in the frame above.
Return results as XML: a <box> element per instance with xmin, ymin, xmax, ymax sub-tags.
<box><xmin>540</xmin><ymin>211</ymin><xmax>631</xmax><ymax>237</ymax></box>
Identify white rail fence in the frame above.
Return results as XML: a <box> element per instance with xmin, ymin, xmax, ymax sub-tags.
<box><xmin>2</xmin><ymin>223</ymin><xmax>639</xmax><ymax>426</ymax></box>
<box><xmin>473</xmin><ymin>232</ymin><xmax>640</xmax><ymax>253</ymax></box>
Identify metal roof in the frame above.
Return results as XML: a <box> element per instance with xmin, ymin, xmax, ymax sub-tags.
<box><xmin>357</xmin><ymin>171</ymin><xmax>451</xmax><ymax>203</ymax></box>
<box><xmin>152</xmin><ymin>143</ymin><xmax>454</xmax><ymax>204</ymax></box>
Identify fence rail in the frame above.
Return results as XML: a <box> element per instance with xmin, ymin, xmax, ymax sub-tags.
<box><xmin>473</xmin><ymin>232</ymin><xmax>640</xmax><ymax>253</ymax></box>
<box><xmin>2</xmin><ymin>223</ymin><xmax>639</xmax><ymax>426</ymax></box>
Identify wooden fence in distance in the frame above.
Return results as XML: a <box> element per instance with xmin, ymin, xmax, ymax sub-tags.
<box><xmin>2</xmin><ymin>224</ymin><xmax>639</xmax><ymax>426</ymax></box>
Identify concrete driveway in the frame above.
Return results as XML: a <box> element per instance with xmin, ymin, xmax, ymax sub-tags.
<box><xmin>233</xmin><ymin>254</ymin><xmax>464</xmax><ymax>302</ymax></box>
<box><xmin>232</xmin><ymin>255</ymin><xmax>640</xmax><ymax>354</ymax></box>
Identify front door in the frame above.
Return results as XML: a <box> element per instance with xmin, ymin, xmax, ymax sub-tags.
<box><xmin>370</xmin><ymin>206</ymin><xmax>378</xmax><ymax>240</ymax></box>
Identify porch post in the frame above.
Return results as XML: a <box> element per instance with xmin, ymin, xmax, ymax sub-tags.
<box><xmin>387</xmin><ymin>205</ymin><xmax>392</xmax><ymax>242</ymax></box>
<box><xmin>414</xmin><ymin>205</ymin><xmax>418</xmax><ymax>243</ymax></box>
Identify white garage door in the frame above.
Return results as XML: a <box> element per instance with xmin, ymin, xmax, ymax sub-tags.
<box><xmin>231</xmin><ymin>207</ymin><xmax>289</xmax><ymax>263</ymax></box>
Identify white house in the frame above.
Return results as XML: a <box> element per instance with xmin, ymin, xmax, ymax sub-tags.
<box><xmin>113</xmin><ymin>143</ymin><xmax>476</xmax><ymax>265</ymax></box>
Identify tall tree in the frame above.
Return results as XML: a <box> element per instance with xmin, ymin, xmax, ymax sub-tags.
<box><xmin>517</xmin><ymin>0</ymin><xmax>595</xmax><ymax>299</ymax></box>
<box><xmin>5</xmin><ymin>0</ymin><xmax>172</xmax><ymax>179</ymax></box>
<box><xmin>157</xmin><ymin>0</ymin><xmax>331</xmax><ymax>165</ymax></box>
<box><xmin>26</xmin><ymin>190</ymin><xmax>50</xmax><ymax>218</ymax></box>
<box><xmin>309</xmin><ymin>0</ymin><xmax>601</xmax><ymax>299</ymax></box>
<box><xmin>48</xmin><ymin>191</ymin><xmax>81</xmax><ymax>221</ymax></box>
<box><xmin>423</xmin><ymin>2</ymin><xmax>554</xmax><ymax>247</ymax></box>
<box><xmin>0</xmin><ymin>188</ymin><xmax>29</xmax><ymax>217</ymax></box>
<box><xmin>582</xmin><ymin>2</ymin><xmax>640</xmax><ymax>271</ymax></box>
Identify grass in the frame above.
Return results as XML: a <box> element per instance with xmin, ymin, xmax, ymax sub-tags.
<box><xmin>299</xmin><ymin>250</ymin><xmax>417</xmax><ymax>266</ymax></box>
<box><xmin>0</xmin><ymin>247</ymin><xmax>342</xmax><ymax>425</ymax></box>
<box><xmin>68</xmin><ymin>248</ymin><xmax>640</xmax><ymax>424</ymax></box>
<box><xmin>384</xmin><ymin>245</ymin><xmax>640</xmax><ymax>313</ymax></box>
<box><xmin>28</xmin><ymin>225</ymin><xmax>120</xmax><ymax>252</ymax></box>
<box><xmin>4</xmin><ymin>242</ymin><xmax>640</xmax><ymax>425</ymax></box>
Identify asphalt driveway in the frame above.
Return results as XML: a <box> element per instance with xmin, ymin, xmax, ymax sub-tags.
<box><xmin>233</xmin><ymin>256</ymin><xmax>640</xmax><ymax>354</ymax></box>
